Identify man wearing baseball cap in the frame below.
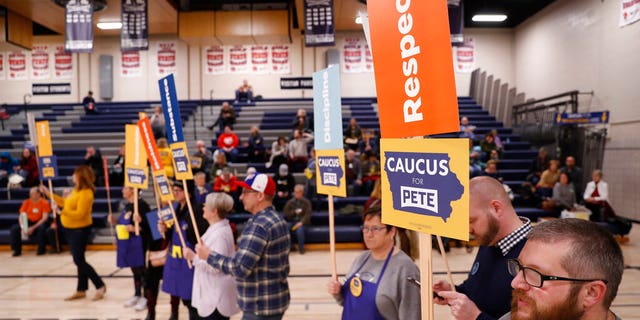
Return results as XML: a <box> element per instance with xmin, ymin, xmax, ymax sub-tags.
<box><xmin>196</xmin><ymin>172</ymin><xmax>291</xmax><ymax>320</ymax></box>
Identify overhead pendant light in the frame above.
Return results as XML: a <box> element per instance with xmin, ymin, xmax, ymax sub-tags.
<box><xmin>471</xmin><ymin>14</ymin><xmax>507</xmax><ymax>22</ymax></box>
<box><xmin>97</xmin><ymin>22</ymin><xmax>122</xmax><ymax>30</ymax></box>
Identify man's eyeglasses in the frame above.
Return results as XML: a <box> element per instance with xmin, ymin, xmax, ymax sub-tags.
<box><xmin>507</xmin><ymin>259</ymin><xmax>608</xmax><ymax>288</ymax></box>
<box><xmin>361</xmin><ymin>225</ymin><xmax>387</xmax><ymax>234</ymax></box>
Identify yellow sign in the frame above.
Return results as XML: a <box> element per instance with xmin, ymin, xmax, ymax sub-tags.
<box><xmin>153</xmin><ymin>169</ymin><xmax>174</xmax><ymax>202</ymax></box>
<box><xmin>170</xmin><ymin>141</ymin><xmax>193</xmax><ymax>180</ymax></box>
<box><xmin>125</xmin><ymin>124</ymin><xmax>149</xmax><ymax>189</ymax></box>
<box><xmin>314</xmin><ymin>149</ymin><xmax>346</xmax><ymax>197</ymax></box>
<box><xmin>36</xmin><ymin>121</ymin><xmax>52</xmax><ymax>157</ymax></box>
<box><xmin>380</xmin><ymin>138</ymin><xmax>469</xmax><ymax>240</ymax></box>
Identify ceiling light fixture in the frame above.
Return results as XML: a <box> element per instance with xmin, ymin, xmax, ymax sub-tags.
<box><xmin>355</xmin><ymin>16</ymin><xmax>363</xmax><ymax>24</ymax></box>
<box><xmin>97</xmin><ymin>22</ymin><xmax>122</xmax><ymax>30</ymax></box>
<box><xmin>472</xmin><ymin>14</ymin><xmax>507</xmax><ymax>22</ymax></box>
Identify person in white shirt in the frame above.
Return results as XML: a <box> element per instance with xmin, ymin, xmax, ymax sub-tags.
<box><xmin>583</xmin><ymin>169</ymin><xmax>610</xmax><ymax>221</ymax></box>
<box><xmin>184</xmin><ymin>193</ymin><xmax>240</xmax><ymax>320</ymax></box>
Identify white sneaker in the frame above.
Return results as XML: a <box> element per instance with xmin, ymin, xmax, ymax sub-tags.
<box><xmin>134</xmin><ymin>297</ymin><xmax>147</xmax><ymax>311</ymax></box>
<box><xmin>123</xmin><ymin>295</ymin><xmax>140</xmax><ymax>308</ymax></box>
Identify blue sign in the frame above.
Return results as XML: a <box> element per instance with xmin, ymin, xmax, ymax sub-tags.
<box><xmin>554</xmin><ymin>111</ymin><xmax>610</xmax><ymax>125</ymax></box>
<box><xmin>384</xmin><ymin>151</ymin><xmax>464</xmax><ymax>222</ymax></box>
<box><xmin>159</xmin><ymin>74</ymin><xmax>184</xmax><ymax>144</ymax></box>
<box><xmin>317</xmin><ymin>156</ymin><xmax>344</xmax><ymax>187</ymax></box>
<box><xmin>313</xmin><ymin>64</ymin><xmax>343</xmax><ymax>150</ymax></box>
<box><xmin>121</xmin><ymin>0</ymin><xmax>149</xmax><ymax>51</ymax></box>
<box><xmin>155</xmin><ymin>173</ymin><xmax>172</xmax><ymax>198</ymax></box>
<box><xmin>126</xmin><ymin>168</ymin><xmax>148</xmax><ymax>185</ymax></box>
<box><xmin>65</xmin><ymin>0</ymin><xmax>93</xmax><ymax>53</ymax></box>
<box><xmin>38</xmin><ymin>156</ymin><xmax>58</xmax><ymax>180</ymax></box>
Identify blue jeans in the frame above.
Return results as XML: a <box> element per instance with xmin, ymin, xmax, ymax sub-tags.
<box><xmin>241</xmin><ymin>312</ymin><xmax>283</xmax><ymax>320</ymax></box>
<box><xmin>288</xmin><ymin>223</ymin><xmax>306</xmax><ymax>253</ymax></box>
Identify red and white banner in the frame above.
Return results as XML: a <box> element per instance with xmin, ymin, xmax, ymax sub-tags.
<box><xmin>54</xmin><ymin>46</ymin><xmax>73</xmax><ymax>79</ymax></box>
<box><xmin>364</xmin><ymin>44</ymin><xmax>374</xmax><ymax>72</ymax></box>
<box><xmin>8</xmin><ymin>51</ymin><xmax>27</xmax><ymax>81</ymax></box>
<box><xmin>121</xmin><ymin>51</ymin><xmax>141</xmax><ymax>77</ymax></box>
<box><xmin>0</xmin><ymin>53</ymin><xmax>5</xmax><ymax>80</ymax></box>
<box><xmin>271</xmin><ymin>45</ymin><xmax>290</xmax><ymax>74</ymax></box>
<box><xmin>156</xmin><ymin>42</ymin><xmax>176</xmax><ymax>76</ymax></box>
<box><xmin>454</xmin><ymin>37</ymin><xmax>475</xmax><ymax>74</ymax></box>
<box><xmin>204</xmin><ymin>46</ymin><xmax>225</xmax><ymax>75</ymax></box>
<box><xmin>620</xmin><ymin>0</ymin><xmax>640</xmax><ymax>27</ymax></box>
<box><xmin>342</xmin><ymin>37</ymin><xmax>365</xmax><ymax>73</ymax></box>
<box><xmin>251</xmin><ymin>45</ymin><xmax>270</xmax><ymax>74</ymax></box>
<box><xmin>31</xmin><ymin>45</ymin><xmax>50</xmax><ymax>80</ymax></box>
<box><xmin>229</xmin><ymin>45</ymin><xmax>250</xmax><ymax>74</ymax></box>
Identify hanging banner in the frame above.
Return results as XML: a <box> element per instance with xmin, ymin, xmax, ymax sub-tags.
<box><xmin>315</xmin><ymin>149</ymin><xmax>346</xmax><ymax>197</ymax></box>
<box><xmin>271</xmin><ymin>45</ymin><xmax>291</xmax><ymax>74</ymax></box>
<box><xmin>36</xmin><ymin>121</ymin><xmax>59</xmax><ymax>180</ymax></box>
<box><xmin>125</xmin><ymin>124</ymin><xmax>149</xmax><ymax>189</ymax></box>
<box><xmin>8</xmin><ymin>51</ymin><xmax>27</xmax><ymax>81</ymax></box>
<box><xmin>121</xmin><ymin>51</ymin><xmax>141</xmax><ymax>77</ymax></box>
<box><xmin>620</xmin><ymin>0</ymin><xmax>640</xmax><ymax>27</ymax></box>
<box><xmin>0</xmin><ymin>53</ymin><xmax>5</xmax><ymax>80</ymax></box>
<box><xmin>455</xmin><ymin>37</ymin><xmax>475</xmax><ymax>74</ymax></box>
<box><xmin>448</xmin><ymin>0</ymin><xmax>464</xmax><ymax>45</ymax></box>
<box><xmin>31</xmin><ymin>45</ymin><xmax>50</xmax><ymax>80</ymax></box>
<box><xmin>65</xmin><ymin>0</ymin><xmax>93</xmax><ymax>53</ymax></box>
<box><xmin>381</xmin><ymin>138</ymin><xmax>469</xmax><ymax>240</ymax></box>
<box><xmin>156</xmin><ymin>42</ymin><xmax>176</xmax><ymax>76</ymax></box>
<box><xmin>138</xmin><ymin>117</ymin><xmax>174</xmax><ymax>202</ymax></box>
<box><xmin>304</xmin><ymin>0</ymin><xmax>335</xmax><ymax>46</ymax></box>
<box><xmin>364</xmin><ymin>44</ymin><xmax>374</xmax><ymax>72</ymax></box>
<box><xmin>204</xmin><ymin>46</ymin><xmax>225</xmax><ymax>75</ymax></box>
<box><xmin>342</xmin><ymin>37</ymin><xmax>365</xmax><ymax>73</ymax></box>
<box><xmin>121</xmin><ymin>0</ymin><xmax>149</xmax><ymax>51</ymax></box>
<box><xmin>229</xmin><ymin>45</ymin><xmax>250</xmax><ymax>74</ymax></box>
<box><xmin>54</xmin><ymin>46</ymin><xmax>73</xmax><ymax>79</ymax></box>
<box><xmin>313</xmin><ymin>65</ymin><xmax>343</xmax><ymax>150</ymax></box>
<box><xmin>251</xmin><ymin>45</ymin><xmax>270</xmax><ymax>74</ymax></box>
<box><xmin>159</xmin><ymin>74</ymin><xmax>193</xmax><ymax>180</ymax></box>
<box><xmin>367</xmin><ymin>0</ymin><xmax>459</xmax><ymax>138</ymax></box>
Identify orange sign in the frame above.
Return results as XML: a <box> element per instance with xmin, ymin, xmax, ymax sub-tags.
<box><xmin>367</xmin><ymin>0</ymin><xmax>459</xmax><ymax>138</ymax></box>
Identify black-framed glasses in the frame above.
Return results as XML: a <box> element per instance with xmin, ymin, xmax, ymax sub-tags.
<box><xmin>361</xmin><ymin>225</ymin><xmax>387</xmax><ymax>234</ymax></box>
<box><xmin>507</xmin><ymin>259</ymin><xmax>608</xmax><ymax>288</ymax></box>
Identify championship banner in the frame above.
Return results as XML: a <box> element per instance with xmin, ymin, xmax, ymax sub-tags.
<box><xmin>121</xmin><ymin>0</ymin><xmax>149</xmax><ymax>51</ymax></box>
<box><xmin>159</xmin><ymin>74</ymin><xmax>193</xmax><ymax>180</ymax></box>
<box><xmin>65</xmin><ymin>0</ymin><xmax>93</xmax><ymax>53</ymax></box>
<box><xmin>121</xmin><ymin>51</ymin><xmax>141</xmax><ymax>77</ymax></box>
<box><xmin>138</xmin><ymin>117</ymin><xmax>174</xmax><ymax>202</ymax></box>
<box><xmin>304</xmin><ymin>0</ymin><xmax>335</xmax><ymax>46</ymax></box>
<box><xmin>381</xmin><ymin>138</ymin><xmax>468</xmax><ymax>240</ymax></box>
<box><xmin>312</xmin><ymin>64</ymin><xmax>343</xmax><ymax>150</ymax></box>
<box><xmin>35</xmin><ymin>121</ymin><xmax>58</xmax><ymax>180</ymax></box>
<box><xmin>367</xmin><ymin>0</ymin><xmax>459</xmax><ymax>138</ymax></box>
<box><xmin>341</xmin><ymin>37</ymin><xmax>365</xmax><ymax>73</ymax></box>
<box><xmin>157</xmin><ymin>42</ymin><xmax>176</xmax><ymax>76</ymax></box>
<box><xmin>251</xmin><ymin>45</ymin><xmax>270</xmax><ymax>74</ymax></box>
<box><xmin>454</xmin><ymin>37</ymin><xmax>475</xmax><ymax>74</ymax></box>
<box><xmin>620</xmin><ymin>0</ymin><xmax>640</xmax><ymax>27</ymax></box>
<box><xmin>8</xmin><ymin>51</ymin><xmax>27</xmax><ymax>80</ymax></box>
<box><xmin>271</xmin><ymin>45</ymin><xmax>290</xmax><ymax>74</ymax></box>
<box><xmin>124</xmin><ymin>124</ymin><xmax>149</xmax><ymax>189</ymax></box>
<box><xmin>0</xmin><ymin>53</ymin><xmax>5</xmax><ymax>80</ymax></box>
<box><xmin>315</xmin><ymin>149</ymin><xmax>346</xmax><ymax>197</ymax></box>
<box><xmin>204</xmin><ymin>46</ymin><xmax>225</xmax><ymax>75</ymax></box>
<box><xmin>229</xmin><ymin>45</ymin><xmax>249</xmax><ymax>74</ymax></box>
<box><xmin>54</xmin><ymin>46</ymin><xmax>73</xmax><ymax>79</ymax></box>
<box><xmin>31</xmin><ymin>45</ymin><xmax>50</xmax><ymax>80</ymax></box>
<box><xmin>364</xmin><ymin>44</ymin><xmax>373</xmax><ymax>72</ymax></box>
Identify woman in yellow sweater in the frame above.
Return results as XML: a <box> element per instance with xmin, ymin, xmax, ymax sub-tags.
<box><xmin>41</xmin><ymin>165</ymin><xmax>106</xmax><ymax>301</ymax></box>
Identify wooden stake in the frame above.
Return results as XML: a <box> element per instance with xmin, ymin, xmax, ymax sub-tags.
<box><xmin>328</xmin><ymin>194</ymin><xmax>337</xmax><ymax>280</ymax></box>
<box><xmin>168</xmin><ymin>204</ymin><xmax>192</xmax><ymax>269</ymax></box>
<box><xmin>133</xmin><ymin>188</ymin><xmax>140</xmax><ymax>236</ymax></box>
<box><xmin>102</xmin><ymin>156</ymin><xmax>115</xmax><ymax>244</ymax></box>
<box><xmin>436</xmin><ymin>235</ymin><xmax>456</xmax><ymax>292</ymax></box>
<box><xmin>47</xmin><ymin>179</ymin><xmax>59</xmax><ymax>251</ymax></box>
<box><xmin>181</xmin><ymin>179</ymin><xmax>201</xmax><ymax>244</ymax></box>
<box><xmin>419</xmin><ymin>233</ymin><xmax>434</xmax><ymax>320</ymax></box>
<box><xmin>152</xmin><ymin>182</ymin><xmax>165</xmax><ymax>239</ymax></box>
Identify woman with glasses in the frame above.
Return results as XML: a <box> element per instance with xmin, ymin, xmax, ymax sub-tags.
<box><xmin>326</xmin><ymin>206</ymin><xmax>420</xmax><ymax>320</ymax></box>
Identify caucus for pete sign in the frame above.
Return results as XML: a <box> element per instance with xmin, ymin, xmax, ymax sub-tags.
<box><xmin>381</xmin><ymin>139</ymin><xmax>469</xmax><ymax>240</ymax></box>
<box><xmin>315</xmin><ymin>149</ymin><xmax>346</xmax><ymax>197</ymax></box>
<box><xmin>367</xmin><ymin>0</ymin><xmax>459</xmax><ymax>138</ymax></box>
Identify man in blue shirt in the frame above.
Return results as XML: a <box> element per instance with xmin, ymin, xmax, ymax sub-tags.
<box><xmin>196</xmin><ymin>173</ymin><xmax>290</xmax><ymax>320</ymax></box>
<box><xmin>434</xmin><ymin>176</ymin><xmax>531</xmax><ymax>320</ymax></box>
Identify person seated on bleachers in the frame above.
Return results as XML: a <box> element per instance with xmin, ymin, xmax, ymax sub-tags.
<box><xmin>149</xmin><ymin>106</ymin><xmax>166</xmax><ymax>140</ymax></box>
<box><xmin>214</xmin><ymin>167</ymin><xmax>241</xmax><ymax>213</ymax></box>
<box><xmin>217</xmin><ymin>126</ymin><xmax>240</xmax><ymax>163</ymax></box>
<box><xmin>536</xmin><ymin>159</ymin><xmax>560</xmax><ymax>198</ymax></box>
<box><xmin>246</xmin><ymin>126</ymin><xmax>266</xmax><ymax>163</ymax></box>
<box><xmin>156</xmin><ymin>138</ymin><xmax>174</xmax><ymax>179</ymax></box>
<box><xmin>194</xmin><ymin>172</ymin><xmax>213</xmax><ymax>204</ymax></box>
<box><xmin>516</xmin><ymin>182</ymin><xmax>542</xmax><ymax>208</ymax></box>
<box><xmin>482</xmin><ymin>159</ymin><xmax>503</xmax><ymax>182</ymax></box>
<box><xmin>358</xmin><ymin>129</ymin><xmax>379</xmax><ymax>158</ymax></box>
<box><xmin>291</xmin><ymin>108</ymin><xmax>313</xmax><ymax>134</ymax></box>
<box><xmin>0</xmin><ymin>151</ymin><xmax>19</xmax><ymax>186</ymax></box>
<box><xmin>283</xmin><ymin>184</ymin><xmax>312</xmax><ymax>254</ymax></box>
<box><xmin>235</xmin><ymin>79</ymin><xmax>253</xmax><ymax>103</ymax></box>
<box><xmin>561</xmin><ymin>155</ymin><xmax>583</xmax><ymax>199</ymax></box>
<box><xmin>469</xmin><ymin>140</ymin><xmax>485</xmax><ymax>178</ymax></box>
<box><xmin>490</xmin><ymin>129</ymin><xmax>504</xmax><ymax>150</ymax></box>
<box><xmin>108</xmin><ymin>144</ymin><xmax>125</xmax><ymax>187</ymax></box>
<box><xmin>83</xmin><ymin>146</ymin><xmax>104</xmax><ymax>186</ymax></box>
<box><xmin>191</xmin><ymin>140</ymin><xmax>213</xmax><ymax>182</ymax></box>
<box><xmin>288</xmin><ymin>129</ymin><xmax>314</xmax><ymax>171</ymax></box>
<box><xmin>208</xmin><ymin>101</ymin><xmax>236</xmax><ymax>132</ymax></box>
<box><xmin>345</xmin><ymin>149</ymin><xmax>363</xmax><ymax>196</ymax></box>
<box><xmin>273</xmin><ymin>164</ymin><xmax>295</xmax><ymax>211</ymax></box>
<box><xmin>267</xmin><ymin>136</ymin><xmax>288</xmax><ymax>172</ymax></box>
<box><xmin>526</xmin><ymin>147</ymin><xmax>549</xmax><ymax>185</ymax></box>
<box><xmin>547</xmin><ymin>172</ymin><xmax>576</xmax><ymax>214</ymax></box>
<box><xmin>343</xmin><ymin>118</ymin><xmax>362</xmax><ymax>151</ymax></box>
<box><xmin>583</xmin><ymin>169</ymin><xmax>613</xmax><ymax>222</ymax></box>
<box><xmin>18</xmin><ymin>146</ymin><xmax>39</xmax><ymax>187</ymax></box>
<box><xmin>10</xmin><ymin>187</ymin><xmax>52</xmax><ymax>256</ymax></box>
<box><xmin>304</xmin><ymin>148</ymin><xmax>317</xmax><ymax>205</ymax></box>
<box><xmin>210</xmin><ymin>150</ymin><xmax>229</xmax><ymax>181</ymax></box>
<box><xmin>480</xmin><ymin>132</ymin><xmax>502</xmax><ymax>162</ymax></box>
<box><xmin>82</xmin><ymin>90</ymin><xmax>97</xmax><ymax>114</ymax></box>
<box><xmin>459</xmin><ymin>116</ymin><xmax>476</xmax><ymax>139</ymax></box>
<box><xmin>360</xmin><ymin>150</ymin><xmax>381</xmax><ymax>196</ymax></box>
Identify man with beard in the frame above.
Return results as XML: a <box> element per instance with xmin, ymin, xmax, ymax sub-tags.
<box><xmin>499</xmin><ymin>218</ymin><xmax>623</xmax><ymax>320</ymax></box>
<box><xmin>434</xmin><ymin>176</ymin><xmax>532</xmax><ymax>320</ymax></box>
